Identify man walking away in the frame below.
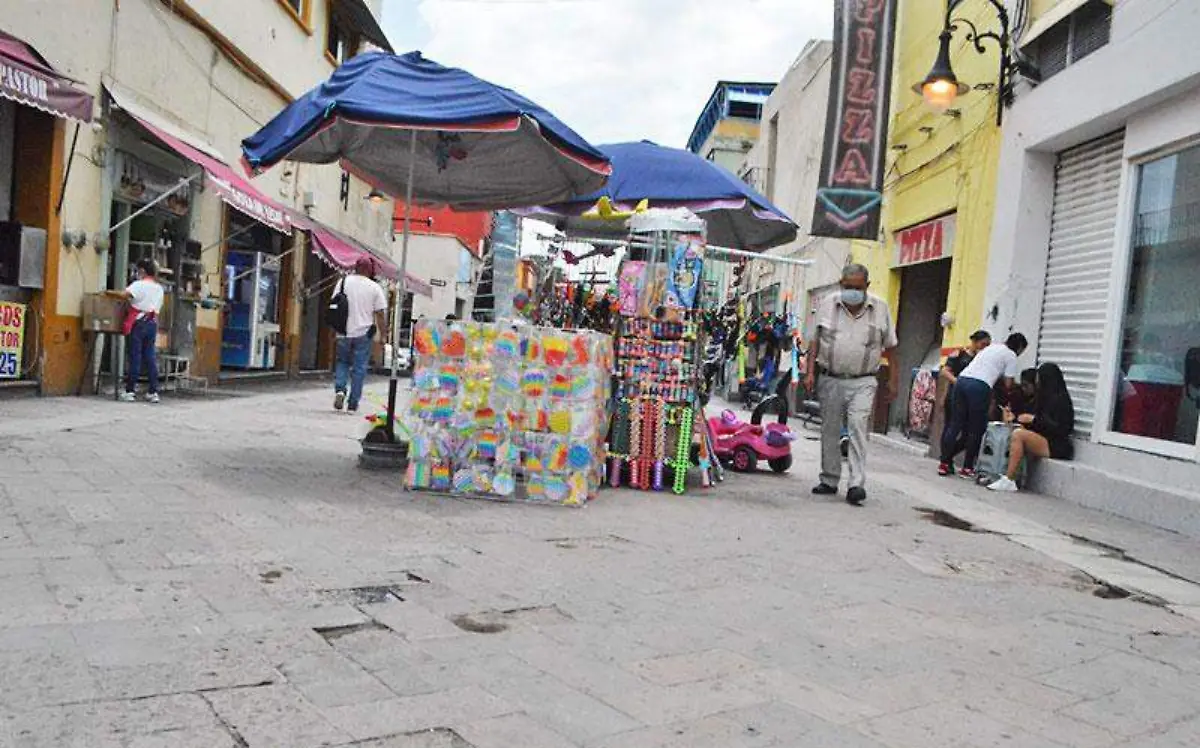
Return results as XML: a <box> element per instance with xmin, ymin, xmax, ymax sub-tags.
<box><xmin>938</xmin><ymin>332</ymin><xmax>1028</xmax><ymax>477</ymax></box>
<box><xmin>805</xmin><ymin>264</ymin><xmax>899</xmax><ymax>506</ymax></box>
<box><xmin>120</xmin><ymin>259</ymin><xmax>164</xmax><ymax>404</ymax></box>
<box><xmin>333</xmin><ymin>257</ymin><xmax>388</xmax><ymax>414</ymax></box>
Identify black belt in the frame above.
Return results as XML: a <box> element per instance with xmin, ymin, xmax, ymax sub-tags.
<box><xmin>819</xmin><ymin>367</ymin><xmax>875</xmax><ymax>380</ymax></box>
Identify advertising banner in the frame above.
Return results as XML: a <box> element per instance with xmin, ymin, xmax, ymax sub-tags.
<box><xmin>812</xmin><ymin>0</ymin><xmax>898</xmax><ymax>240</ymax></box>
<box><xmin>0</xmin><ymin>300</ymin><xmax>26</xmax><ymax>379</ymax></box>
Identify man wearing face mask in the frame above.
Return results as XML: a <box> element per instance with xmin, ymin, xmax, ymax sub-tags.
<box><xmin>804</xmin><ymin>264</ymin><xmax>899</xmax><ymax>505</ymax></box>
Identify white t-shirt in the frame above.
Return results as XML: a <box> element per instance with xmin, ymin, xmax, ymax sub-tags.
<box><xmin>340</xmin><ymin>274</ymin><xmax>388</xmax><ymax>338</ymax></box>
<box><xmin>126</xmin><ymin>279</ymin><xmax>164</xmax><ymax>318</ymax></box>
<box><xmin>960</xmin><ymin>343</ymin><xmax>1020</xmax><ymax>388</ymax></box>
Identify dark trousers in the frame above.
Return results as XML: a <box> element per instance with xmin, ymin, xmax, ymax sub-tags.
<box><xmin>125</xmin><ymin>318</ymin><xmax>159</xmax><ymax>394</ymax></box>
<box><xmin>940</xmin><ymin>377</ymin><xmax>991</xmax><ymax>469</ymax></box>
<box><xmin>773</xmin><ymin>373</ymin><xmax>790</xmax><ymax>424</ymax></box>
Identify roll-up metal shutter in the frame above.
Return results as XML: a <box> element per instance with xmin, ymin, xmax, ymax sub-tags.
<box><xmin>1037</xmin><ymin>130</ymin><xmax>1125</xmax><ymax>438</ymax></box>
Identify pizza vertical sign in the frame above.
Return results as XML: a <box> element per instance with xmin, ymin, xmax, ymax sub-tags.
<box><xmin>812</xmin><ymin>0</ymin><xmax>898</xmax><ymax>240</ymax></box>
<box><xmin>0</xmin><ymin>301</ymin><xmax>26</xmax><ymax>379</ymax></box>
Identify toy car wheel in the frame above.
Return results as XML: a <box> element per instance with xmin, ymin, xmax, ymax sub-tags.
<box><xmin>768</xmin><ymin>454</ymin><xmax>792</xmax><ymax>473</ymax></box>
<box><xmin>732</xmin><ymin>446</ymin><xmax>757</xmax><ymax>472</ymax></box>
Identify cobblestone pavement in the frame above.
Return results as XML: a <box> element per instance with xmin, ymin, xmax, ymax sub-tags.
<box><xmin>2</xmin><ymin>382</ymin><xmax>1199</xmax><ymax>747</ymax></box>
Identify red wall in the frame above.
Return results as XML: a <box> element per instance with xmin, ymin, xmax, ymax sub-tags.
<box><xmin>393</xmin><ymin>203</ymin><xmax>491</xmax><ymax>258</ymax></box>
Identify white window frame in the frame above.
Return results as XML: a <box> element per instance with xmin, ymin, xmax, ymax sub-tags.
<box><xmin>1092</xmin><ymin>135</ymin><xmax>1200</xmax><ymax>463</ymax></box>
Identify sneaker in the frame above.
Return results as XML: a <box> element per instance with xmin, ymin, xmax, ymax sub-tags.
<box><xmin>347</xmin><ymin>405</ymin><xmax>359</xmax><ymax>415</ymax></box>
<box><xmin>987</xmin><ymin>476</ymin><xmax>1019</xmax><ymax>492</ymax></box>
<box><xmin>145</xmin><ymin>393</ymin><xmax>160</xmax><ymax>404</ymax></box>
<box><xmin>811</xmin><ymin>483</ymin><xmax>838</xmax><ymax>496</ymax></box>
<box><xmin>846</xmin><ymin>486</ymin><xmax>867</xmax><ymax>506</ymax></box>
<box><xmin>334</xmin><ymin>391</ymin><xmax>346</xmax><ymax>411</ymax></box>
<box><xmin>118</xmin><ymin>391</ymin><xmax>136</xmax><ymax>402</ymax></box>
<box><xmin>959</xmin><ymin>468</ymin><xmax>976</xmax><ymax>479</ymax></box>
<box><xmin>938</xmin><ymin>461</ymin><xmax>953</xmax><ymax>476</ymax></box>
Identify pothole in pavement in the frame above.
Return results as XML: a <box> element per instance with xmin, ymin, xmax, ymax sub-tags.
<box><xmin>319</xmin><ymin>585</ymin><xmax>406</xmax><ymax>605</ymax></box>
<box><xmin>546</xmin><ymin>534</ymin><xmax>633</xmax><ymax>550</ymax></box>
<box><xmin>314</xmin><ymin>620</ymin><xmax>389</xmax><ymax>643</ymax></box>
<box><xmin>914</xmin><ymin>507</ymin><xmax>995</xmax><ymax>533</ymax></box>
<box><xmin>450</xmin><ymin>605</ymin><xmax>573</xmax><ymax>634</ymax></box>
<box><xmin>333</xmin><ymin>727</ymin><xmax>475</xmax><ymax>747</ymax></box>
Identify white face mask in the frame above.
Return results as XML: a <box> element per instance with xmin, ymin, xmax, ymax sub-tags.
<box><xmin>840</xmin><ymin>288</ymin><xmax>866</xmax><ymax>307</ymax></box>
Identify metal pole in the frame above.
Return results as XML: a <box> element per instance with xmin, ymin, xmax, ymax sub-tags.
<box><xmin>107</xmin><ymin>174</ymin><xmax>201</xmax><ymax>234</ymax></box>
<box><xmin>56</xmin><ymin>123</ymin><xmax>81</xmax><ymax>216</ymax></box>
<box><xmin>706</xmin><ymin>245</ymin><xmax>814</xmax><ymax>266</ymax></box>
<box><xmin>385</xmin><ymin>129</ymin><xmax>418</xmax><ymax>442</ymax></box>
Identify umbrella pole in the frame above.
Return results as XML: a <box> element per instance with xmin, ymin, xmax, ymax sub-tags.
<box><xmin>386</xmin><ymin>129</ymin><xmax>418</xmax><ymax>443</ymax></box>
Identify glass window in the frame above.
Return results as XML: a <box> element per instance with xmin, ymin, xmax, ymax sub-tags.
<box><xmin>1110</xmin><ymin>143</ymin><xmax>1200</xmax><ymax>445</ymax></box>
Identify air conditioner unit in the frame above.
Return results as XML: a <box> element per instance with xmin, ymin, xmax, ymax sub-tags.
<box><xmin>0</xmin><ymin>223</ymin><xmax>45</xmax><ymax>289</ymax></box>
<box><xmin>18</xmin><ymin>227</ymin><xmax>46</xmax><ymax>289</ymax></box>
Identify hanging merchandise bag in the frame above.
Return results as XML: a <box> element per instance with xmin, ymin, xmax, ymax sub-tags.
<box><xmin>325</xmin><ymin>277</ymin><xmax>349</xmax><ymax>335</ymax></box>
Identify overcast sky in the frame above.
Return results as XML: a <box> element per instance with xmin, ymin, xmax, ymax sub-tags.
<box><xmin>381</xmin><ymin>0</ymin><xmax>832</xmax><ymax>149</ymax></box>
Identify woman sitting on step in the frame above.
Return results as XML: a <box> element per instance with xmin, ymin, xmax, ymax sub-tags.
<box><xmin>987</xmin><ymin>362</ymin><xmax>1075</xmax><ymax>493</ymax></box>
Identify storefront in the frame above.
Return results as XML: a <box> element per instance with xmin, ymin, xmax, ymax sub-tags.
<box><xmin>104</xmin><ymin>86</ymin><xmax>297</xmax><ymax>381</ymax></box>
<box><xmin>983</xmin><ymin>0</ymin><xmax>1200</xmax><ymax>532</ymax></box>
<box><xmin>220</xmin><ymin>212</ymin><xmax>291</xmax><ymax>371</ymax></box>
<box><xmin>0</xmin><ymin>29</ymin><xmax>93</xmax><ymax>390</ymax></box>
<box><xmin>889</xmin><ymin>213</ymin><xmax>955</xmax><ymax>434</ymax></box>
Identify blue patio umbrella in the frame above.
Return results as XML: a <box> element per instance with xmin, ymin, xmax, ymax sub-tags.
<box><xmin>519</xmin><ymin>141</ymin><xmax>798</xmax><ymax>251</ymax></box>
<box><xmin>242</xmin><ymin>51</ymin><xmax>610</xmax><ymax>208</ymax></box>
<box><xmin>242</xmin><ymin>51</ymin><xmax>611</xmax><ymax>441</ymax></box>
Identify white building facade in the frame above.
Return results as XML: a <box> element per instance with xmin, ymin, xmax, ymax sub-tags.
<box><xmin>984</xmin><ymin>0</ymin><xmax>1200</xmax><ymax>533</ymax></box>
<box><xmin>2</xmin><ymin>0</ymin><xmax>398</xmax><ymax>390</ymax></box>
<box><xmin>739</xmin><ymin>41</ymin><xmax>851</xmax><ymax>342</ymax></box>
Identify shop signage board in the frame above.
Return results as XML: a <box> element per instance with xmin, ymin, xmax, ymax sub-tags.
<box><xmin>0</xmin><ymin>300</ymin><xmax>25</xmax><ymax>379</ymax></box>
<box><xmin>812</xmin><ymin>0</ymin><xmax>898</xmax><ymax>240</ymax></box>
<box><xmin>894</xmin><ymin>213</ymin><xmax>956</xmax><ymax>268</ymax></box>
<box><xmin>208</xmin><ymin>174</ymin><xmax>291</xmax><ymax>235</ymax></box>
<box><xmin>0</xmin><ymin>32</ymin><xmax>94</xmax><ymax>122</ymax></box>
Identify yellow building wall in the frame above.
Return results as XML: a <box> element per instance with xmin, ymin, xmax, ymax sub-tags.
<box><xmin>713</xmin><ymin>119</ymin><xmax>761</xmax><ymax>142</ymax></box>
<box><xmin>853</xmin><ymin>0</ymin><xmax>1004</xmax><ymax>355</ymax></box>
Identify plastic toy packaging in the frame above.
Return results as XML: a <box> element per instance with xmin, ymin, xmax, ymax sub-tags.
<box><xmin>405</xmin><ymin>320</ymin><xmax>612</xmax><ymax>506</ymax></box>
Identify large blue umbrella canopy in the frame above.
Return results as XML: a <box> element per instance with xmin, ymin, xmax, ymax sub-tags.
<box><xmin>241</xmin><ymin>51</ymin><xmax>611</xmax><ymax>210</ymax></box>
<box><xmin>521</xmin><ymin>141</ymin><xmax>798</xmax><ymax>251</ymax></box>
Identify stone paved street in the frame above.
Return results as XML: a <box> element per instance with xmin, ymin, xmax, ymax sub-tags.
<box><xmin>1</xmin><ymin>382</ymin><xmax>1199</xmax><ymax>747</ymax></box>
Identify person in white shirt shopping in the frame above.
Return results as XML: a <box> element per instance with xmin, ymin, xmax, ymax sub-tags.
<box><xmin>938</xmin><ymin>332</ymin><xmax>1028</xmax><ymax>477</ymax></box>
<box><xmin>333</xmin><ymin>257</ymin><xmax>388</xmax><ymax>413</ymax></box>
<box><xmin>120</xmin><ymin>259</ymin><xmax>165</xmax><ymax>404</ymax></box>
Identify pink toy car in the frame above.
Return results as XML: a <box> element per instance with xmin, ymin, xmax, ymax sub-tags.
<box><xmin>709</xmin><ymin>409</ymin><xmax>795</xmax><ymax>473</ymax></box>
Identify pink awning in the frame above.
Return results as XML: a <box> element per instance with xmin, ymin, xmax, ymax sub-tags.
<box><xmin>118</xmin><ymin>106</ymin><xmax>292</xmax><ymax>235</ymax></box>
<box><xmin>0</xmin><ymin>29</ymin><xmax>93</xmax><ymax>122</ymax></box>
<box><xmin>292</xmin><ymin>213</ymin><xmax>432</xmax><ymax>299</ymax></box>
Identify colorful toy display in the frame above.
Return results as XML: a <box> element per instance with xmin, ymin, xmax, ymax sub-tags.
<box><xmin>606</xmin><ymin>213</ymin><xmax>721</xmax><ymax>493</ymax></box>
<box><xmin>405</xmin><ymin>321</ymin><xmax>612</xmax><ymax>506</ymax></box>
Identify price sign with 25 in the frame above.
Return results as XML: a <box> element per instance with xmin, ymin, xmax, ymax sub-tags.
<box><xmin>0</xmin><ymin>300</ymin><xmax>26</xmax><ymax>380</ymax></box>
<box><xmin>0</xmin><ymin>351</ymin><xmax>17</xmax><ymax>377</ymax></box>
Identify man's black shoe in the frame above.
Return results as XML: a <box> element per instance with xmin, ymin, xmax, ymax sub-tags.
<box><xmin>812</xmin><ymin>483</ymin><xmax>837</xmax><ymax>495</ymax></box>
<box><xmin>846</xmin><ymin>487</ymin><xmax>866</xmax><ymax>505</ymax></box>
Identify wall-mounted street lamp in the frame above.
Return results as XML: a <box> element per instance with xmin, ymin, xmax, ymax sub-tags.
<box><xmin>365</xmin><ymin>188</ymin><xmax>388</xmax><ymax>208</ymax></box>
<box><xmin>912</xmin><ymin>0</ymin><xmax>1036</xmax><ymax>126</ymax></box>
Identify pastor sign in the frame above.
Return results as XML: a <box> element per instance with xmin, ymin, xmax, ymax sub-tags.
<box><xmin>812</xmin><ymin>0</ymin><xmax>898</xmax><ymax>240</ymax></box>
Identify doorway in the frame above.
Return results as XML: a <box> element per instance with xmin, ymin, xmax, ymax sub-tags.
<box><xmin>299</xmin><ymin>248</ymin><xmax>336</xmax><ymax>371</ymax></box>
<box><xmin>890</xmin><ymin>259</ymin><xmax>952</xmax><ymax>434</ymax></box>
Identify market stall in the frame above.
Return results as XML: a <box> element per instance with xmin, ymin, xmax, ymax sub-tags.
<box><xmin>403</xmin><ymin>319</ymin><xmax>612</xmax><ymax>506</ymax></box>
<box><xmin>604</xmin><ymin>210</ymin><xmax>721</xmax><ymax>493</ymax></box>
